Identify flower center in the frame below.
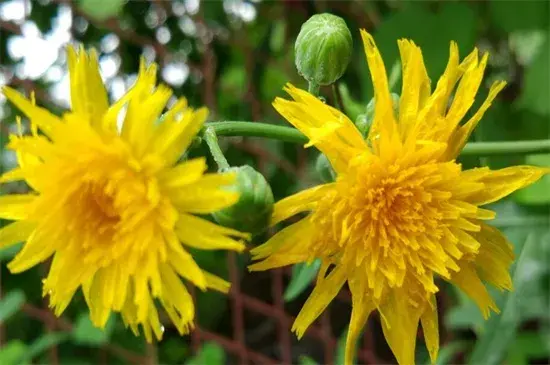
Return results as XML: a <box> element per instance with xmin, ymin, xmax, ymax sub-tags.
<box><xmin>310</xmin><ymin>155</ymin><xmax>463</xmax><ymax>300</ymax></box>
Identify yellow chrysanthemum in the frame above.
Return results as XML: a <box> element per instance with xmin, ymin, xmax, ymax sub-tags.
<box><xmin>249</xmin><ymin>31</ymin><xmax>550</xmax><ymax>364</ymax></box>
<box><xmin>0</xmin><ymin>46</ymin><xmax>248</xmax><ymax>341</ymax></box>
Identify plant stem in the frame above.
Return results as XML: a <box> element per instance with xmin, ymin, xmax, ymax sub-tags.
<box><xmin>205</xmin><ymin>122</ymin><xmax>550</xmax><ymax>157</ymax></box>
<box><xmin>308</xmin><ymin>81</ymin><xmax>320</xmax><ymax>96</ymax></box>
<box><xmin>332</xmin><ymin>84</ymin><xmax>343</xmax><ymax>111</ymax></box>
<box><xmin>203</xmin><ymin>127</ymin><xmax>230</xmax><ymax>170</ymax></box>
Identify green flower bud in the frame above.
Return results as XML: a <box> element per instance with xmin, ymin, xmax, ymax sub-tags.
<box><xmin>355</xmin><ymin>93</ymin><xmax>400</xmax><ymax>137</ymax></box>
<box><xmin>212</xmin><ymin>165</ymin><xmax>274</xmax><ymax>235</ymax></box>
<box><xmin>295</xmin><ymin>13</ymin><xmax>352</xmax><ymax>86</ymax></box>
<box><xmin>315</xmin><ymin>153</ymin><xmax>336</xmax><ymax>183</ymax></box>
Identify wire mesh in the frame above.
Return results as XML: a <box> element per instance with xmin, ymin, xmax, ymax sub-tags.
<box><xmin>188</xmin><ymin>252</ymin><xmax>380</xmax><ymax>365</ymax></box>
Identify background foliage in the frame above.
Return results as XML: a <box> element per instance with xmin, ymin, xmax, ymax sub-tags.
<box><xmin>0</xmin><ymin>0</ymin><xmax>548</xmax><ymax>364</ymax></box>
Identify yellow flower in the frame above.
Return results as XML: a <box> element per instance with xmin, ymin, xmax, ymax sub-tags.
<box><xmin>249</xmin><ymin>31</ymin><xmax>549</xmax><ymax>364</ymax></box>
<box><xmin>0</xmin><ymin>46</ymin><xmax>248</xmax><ymax>342</ymax></box>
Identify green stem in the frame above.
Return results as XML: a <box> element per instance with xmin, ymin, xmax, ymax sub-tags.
<box><xmin>205</xmin><ymin>122</ymin><xmax>550</xmax><ymax>157</ymax></box>
<box><xmin>308</xmin><ymin>81</ymin><xmax>320</xmax><ymax>96</ymax></box>
<box><xmin>203</xmin><ymin>127</ymin><xmax>230</xmax><ymax>170</ymax></box>
<box><xmin>332</xmin><ymin>84</ymin><xmax>343</xmax><ymax>111</ymax></box>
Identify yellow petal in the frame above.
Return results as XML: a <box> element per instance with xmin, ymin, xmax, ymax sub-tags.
<box><xmin>360</xmin><ymin>30</ymin><xmax>401</xmax><ymax>155</ymax></box>
<box><xmin>151</xmin><ymin>105</ymin><xmax>208</xmax><ymax>168</ymax></box>
<box><xmin>168</xmin><ymin>173</ymin><xmax>240</xmax><ymax>214</ymax></box>
<box><xmin>203</xmin><ymin>271</ymin><xmax>231</xmax><ymax>293</ymax></box>
<box><xmin>344</xmin><ymin>276</ymin><xmax>375</xmax><ymax>365</ymax></box>
<box><xmin>380</xmin><ymin>288</ymin><xmax>422</xmax><ymax>365</ymax></box>
<box><xmin>273</xmin><ymin>87</ymin><xmax>367</xmax><ymax>173</ymax></box>
<box><xmin>158</xmin><ymin>157</ymin><xmax>207</xmax><ymax>187</ymax></box>
<box><xmin>0</xmin><ymin>220</ymin><xmax>34</xmax><ymax>249</ymax></box>
<box><xmin>2</xmin><ymin>87</ymin><xmax>62</xmax><ymax>139</ymax></box>
<box><xmin>272</xmin><ymin>183</ymin><xmax>335</xmax><ymax>226</ymax></box>
<box><xmin>445</xmin><ymin>80</ymin><xmax>507</xmax><ymax>159</ymax></box>
<box><xmin>471</xmin><ymin>222</ymin><xmax>514</xmax><ymax>291</ymax></box>
<box><xmin>398</xmin><ymin>39</ymin><xmax>431</xmax><ymax>140</ymax></box>
<box><xmin>463</xmin><ymin>165</ymin><xmax>550</xmax><ymax>205</ymax></box>
<box><xmin>449</xmin><ymin>262</ymin><xmax>499</xmax><ymax>319</ymax></box>
<box><xmin>249</xmin><ymin>217</ymin><xmax>313</xmax><ymax>263</ymax></box>
<box><xmin>421</xmin><ymin>296</ymin><xmax>439</xmax><ymax>364</ymax></box>
<box><xmin>292</xmin><ymin>264</ymin><xmax>347</xmax><ymax>338</ymax></box>
<box><xmin>67</xmin><ymin>46</ymin><xmax>109</xmax><ymax>125</ymax></box>
<box><xmin>0</xmin><ymin>194</ymin><xmax>37</xmax><ymax>220</ymax></box>
<box><xmin>175</xmin><ymin>213</ymin><xmax>247</xmax><ymax>252</ymax></box>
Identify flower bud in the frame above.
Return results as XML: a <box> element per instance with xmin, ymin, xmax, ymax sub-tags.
<box><xmin>212</xmin><ymin>165</ymin><xmax>274</xmax><ymax>235</ymax></box>
<box><xmin>315</xmin><ymin>153</ymin><xmax>336</xmax><ymax>183</ymax></box>
<box><xmin>355</xmin><ymin>93</ymin><xmax>400</xmax><ymax>137</ymax></box>
<box><xmin>295</xmin><ymin>13</ymin><xmax>352</xmax><ymax>86</ymax></box>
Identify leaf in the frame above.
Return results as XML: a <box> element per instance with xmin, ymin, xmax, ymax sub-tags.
<box><xmin>373</xmin><ymin>2</ymin><xmax>476</xmax><ymax>82</ymax></box>
<box><xmin>468</xmin><ymin>232</ymin><xmax>541</xmax><ymax>365</ymax></box>
<box><xmin>0</xmin><ymin>242</ymin><xmax>22</xmax><ymax>261</ymax></box>
<box><xmin>513</xmin><ymin>154</ymin><xmax>550</xmax><ymax>205</ymax></box>
<box><xmin>489</xmin><ymin>0</ymin><xmax>549</xmax><ymax>33</ymax></box>
<box><xmin>334</xmin><ymin>326</ymin><xmax>359</xmax><ymax>365</ymax></box>
<box><xmin>516</xmin><ymin>36</ymin><xmax>550</xmax><ymax>115</ymax></box>
<box><xmin>506</xmin><ymin>331</ymin><xmax>548</xmax><ymax>364</ymax></box>
<box><xmin>270</xmin><ymin>20</ymin><xmax>286</xmax><ymax>53</ymax></box>
<box><xmin>338</xmin><ymin>83</ymin><xmax>366</xmax><ymax>122</ymax></box>
<box><xmin>77</xmin><ymin>0</ymin><xmax>126</xmax><ymax>21</ymax></box>
<box><xmin>299</xmin><ymin>355</ymin><xmax>319</xmax><ymax>365</ymax></box>
<box><xmin>0</xmin><ymin>340</ymin><xmax>28</xmax><ymax>365</ymax></box>
<box><xmin>434</xmin><ymin>341</ymin><xmax>469</xmax><ymax>365</ymax></box>
<box><xmin>185</xmin><ymin>342</ymin><xmax>225</xmax><ymax>365</ymax></box>
<box><xmin>0</xmin><ymin>290</ymin><xmax>25</xmax><ymax>322</ymax></box>
<box><xmin>17</xmin><ymin>332</ymin><xmax>70</xmax><ymax>364</ymax></box>
<box><xmin>284</xmin><ymin>259</ymin><xmax>321</xmax><ymax>302</ymax></box>
<box><xmin>72</xmin><ymin>312</ymin><xmax>115</xmax><ymax>347</ymax></box>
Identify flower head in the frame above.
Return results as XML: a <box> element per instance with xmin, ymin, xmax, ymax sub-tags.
<box><xmin>249</xmin><ymin>31</ymin><xmax>549</xmax><ymax>364</ymax></box>
<box><xmin>0</xmin><ymin>46</ymin><xmax>248</xmax><ymax>341</ymax></box>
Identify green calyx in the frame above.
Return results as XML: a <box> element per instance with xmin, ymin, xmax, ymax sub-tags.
<box><xmin>294</xmin><ymin>13</ymin><xmax>353</xmax><ymax>86</ymax></box>
<box><xmin>212</xmin><ymin>165</ymin><xmax>274</xmax><ymax>235</ymax></box>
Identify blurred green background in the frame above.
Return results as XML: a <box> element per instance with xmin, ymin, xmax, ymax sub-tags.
<box><xmin>0</xmin><ymin>0</ymin><xmax>548</xmax><ymax>364</ymax></box>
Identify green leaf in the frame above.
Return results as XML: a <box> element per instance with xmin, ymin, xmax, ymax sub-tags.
<box><xmin>445</xmin><ymin>298</ymin><xmax>485</xmax><ymax>333</ymax></box>
<box><xmin>185</xmin><ymin>342</ymin><xmax>225</xmax><ymax>365</ymax></box>
<box><xmin>0</xmin><ymin>290</ymin><xmax>25</xmax><ymax>322</ymax></box>
<box><xmin>284</xmin><ymin>259</ymin><xmax>321</xmax><ymax>302</ymax></box>
<box><xmin>506</xmin><ymin>331</ymin><xmax>549</xmax><ymax>364</ymax></box>
<box><xmin>77</xmin><ymin>0</ymin><xmax>126</xmax><ymax>21</ymax></box>
<box><xmin>0</xmin><ymin>340</ymin><xmax>28</xmax><ymax>365</ymax></box>
<box><xmin>72</xmin><ymin>312</ymin><xmax>115</xmax><ymax>346</ymax></box>
<box><xmin>17</xmin><ymin>332</ymin><xmax>70</xmax><ymax>364</ymax></box>
<box><xmin>338</xmin><ymin>83</ymin><xmax>365</xmax><ymax>122</ymax></box>
<box><xmin>468</xmin><ymin>232</ymin><xmax>541</xmax><ymax>365</ymax></box>
<box><xmin>489</xmin><ymin>0</ymin><xmax>549</xmax><ymax>33</ymax></box>
<box><xmin>299</xmin><ymin>355</ymin><xmax>319</xmax><ymax>365</ymax></box>
<box><xmin>434</xmin><ymin>341</ymin><xmax>469</xmax><ymax>365</ymax></box>
<box><xmin>0</xmin><ymin>242</ymin><xmax>22</xmax><ymax>261</ymax></box>
<box><xmin>373</xmin><ymin>2</ymin><xmax>476</xmax><ymax>82</ymax></box>
<box><xmin>513</xmin><ymin>154</ymin><xmax>550</xmax><ymax>204</ymax></box>
<box><xmin>516</xmin><ymin>36</ymin><xmax>550</xmax><ymax>115</ymax></box>
<box><xmin>270</xmin><ymin>20</ymin><xmax>286</xmax><ymax>53</ymax></box>
<box><xmin>335</xmin><ymin>326</ymin><xmax>357</xmax><ymax>365</ymax></box>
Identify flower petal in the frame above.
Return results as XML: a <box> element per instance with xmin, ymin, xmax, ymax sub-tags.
<box><xmin>421</xmin><ymin>296</ymin><xmax>439</xmax><ymax>364</ymax></box>
<box><xmin>272</xmin><ymin>183</ymin><xmax>335</xmax><ymax>226</ymax></box>
<box><xmin>0</xmin><ymin>220</ymin><xmax>35</xmax><ymax>249</ymax></box>
<box><xmin>380</xmin><ymin>288</ymin><xmax>422</xmax><ymax>365</ymax></box>
<box><xmin>462</xmin><ymin>165</ymin><xmax>550</xmax><ymax>205</ymax></box>
<box><xmin>344</xmin><ymin>276</ymin><xmax>375</xmax><ymax>365</ymax></box>
<box><xmin>292</xmin><ymin>264</ymin><xmax>347</xmax><ymax>338</ymax></box>
<box><xmin>0</xmin><ymin>194</ymin><xmax>36</xmax><ymax>221</ymax></box>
